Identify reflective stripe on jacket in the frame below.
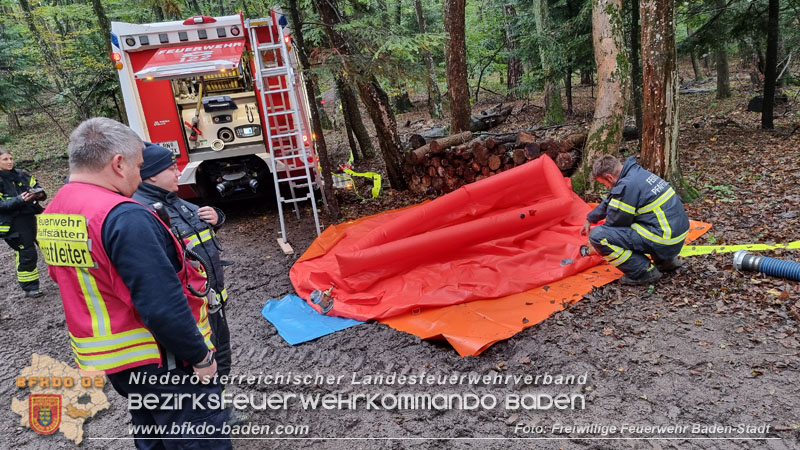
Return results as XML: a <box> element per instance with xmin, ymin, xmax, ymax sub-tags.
<box><xmin>0</xmin><ymin>169</ymin><xmax>44</xmax><ymax>238</ymax></box>
<box><xmin>133</xmin><ymin>182</ymin><xmax>225</xmax><ymax>292</ymax></box>
<box><xmin>587</xmin><ymin>156</ymin><xmax>689</xmax><ymax>246</ymax></box>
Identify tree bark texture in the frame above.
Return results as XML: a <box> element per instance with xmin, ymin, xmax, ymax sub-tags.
<box><xmin>415</xmin><ymin>0</ymin><xmax>444</xmax><ymax>118</ymax></box>
<box><xmin>288</xmin><ymin>0</ymin><xmax>340</xmax><ymax>219</ymax></box>
<box><xmin>314</xmin><ymin>0</ymin><xmax>407</xmax><ymax>189</ymax></box>
<box><xmin>639</xmin><ymin>0</ymin><xmax>681</xmax><ymax>187</ymax></box>
<box><xmin>565</xmin><ymin>69</ymin><xmax>573</xmax><ymax>114</ymax></box>
<box><xmin>533</xmin><ymin>0</ymin><xmax>565</xmax><ymax>124</ymax></box>
<box><xmin>690</xmin><ymin>50</ymin><xmax>704</xmax><ymax>81</ymax></box>
<box><xmin>573</xmin><ymin>0</ymin><xmax>628</xmax><ymax>193</ymax></box>
<box><xmin>581</xmin><ymin>69</ymin><xmax>593</xmax><ymax>85</ymax></box>
<box><xmin>336</xmin><ymin>75</ymin><xmax>374</xmax><ymax>158</ymax></box>
<box><xmin>353</xmin><ymin>79</ymin><xmax>408</xmax><ymax>189</ymax></box>
<box><xmin>629</xmin><ymin>0</ymin><xmax>643</xmax><ymax>141</ymax></box>
<box><xmin>685</xmin><ymin>27</ymin><xmax>704</xmax><ymax>81</ymax></box>
<box><xmin>312</xmin><ymin>78</ymin><xmax>332</xmax><ymax>129</ymax></box>
<box><xmin>503</xmin><ymin>4</ymin><xmax>523</xmax><ymax>97</ymax></box>
<box><xmin>336</xmin><ymin>77</ymin><xmax>362</xmax><ymax>162</ymax></box>
<box><xmin>761</xmin><ymin>0</ymin><xmax>779</xmax><ymax>130</ymax></box>
<box><xmin>7</xmin><ymin>111</ymin><xmax>21</xmax><ymax>132</ymax></box>
<box><xmin>445</xmin><ymin>0</ymin><xmax>471</xmax><ymax>133</ymax></box>
<box><xmin>90</xmin><ymin>0</ymin><xmax>111</xmax><ymax>54</ymax></box>
<box><xmin>714</xmin><ymin>0</ymin><xmax>731</xmax><ymax>99</ymax></box>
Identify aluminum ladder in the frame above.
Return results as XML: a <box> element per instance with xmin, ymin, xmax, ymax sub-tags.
<box><xmin>246</xmin><ymin>15</ymin><xmax>322</xmax><ymax>254</ymax></box>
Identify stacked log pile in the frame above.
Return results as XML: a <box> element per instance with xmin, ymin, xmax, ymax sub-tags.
<box><xmin>404</xmin><ymin>131</ymin><xmax>586</xmax><ymax>195</ymax></box>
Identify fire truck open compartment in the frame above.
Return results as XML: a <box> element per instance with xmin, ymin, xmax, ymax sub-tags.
<box><xmin>170</xmin><ymin>65</ymin><xmax>271</xmax><ymax>199</ymax></box>
<box><xmin>111</xmin><ymin>13</ymin><xmax>317</xmax><ymax>202</ymax></box>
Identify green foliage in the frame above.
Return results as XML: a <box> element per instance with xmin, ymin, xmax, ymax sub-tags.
<box><xmin>465</xmin><ymin>0</ymin><xmax>506</xmax><ymax>82</ymax></box>
<box><xmin>703</xmin><ymin>183</ymin><xmax>736</xmax><ymax>198</ymax></box>
<box><xmin>514</xmin><ymin>0</ymin><xmax>593</xmax><ymax>97</ymax></box>
<box><xmin>0</xmin><ymin>20</ymin><xmax>34</xmax><ymax>115</ymax></box>
<box><xmin>677</xmin><ymin>0</ymin><xmax>800</xmax><ymax>71</ymax></box>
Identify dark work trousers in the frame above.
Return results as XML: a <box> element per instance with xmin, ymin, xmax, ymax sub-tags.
<box><xmin>209</xmin><ymin>303</ymin><xmax>231</xmax><ymax>377</ymax></box>
<box><xmin>107</xmin><ymin>365</ymin><xmax>232</xmax><ymax>450</ymax></box>
<box><xmin>3</xmin><ymin>214</ymin><xmax>40</xmax><ymax>292</ymax></box>
<box><xmin>589</xmin><ymin>224</ymin><xmax>683</xmax><ymax>278</ymax></box>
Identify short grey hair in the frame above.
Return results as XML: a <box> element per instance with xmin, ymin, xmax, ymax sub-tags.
<box><xmin>68</xmin><ymin>117</ymin><xmax>143</xmax><ymax>172</ymax></box>
<box><xmin>591</xmin><ymin>155</ymin><xmax>622</xmax><ymax>179</ymax></box>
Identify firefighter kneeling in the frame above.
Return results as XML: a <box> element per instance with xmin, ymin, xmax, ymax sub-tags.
<box><xmin>41</xmin><ymin>118</ymin><xmax>231</xmax><ymax>449</ymax></box>
<box><xmin>580</xmin><ymin>155</ymin><xmax>689</xmax><ymax>285</ymax></box>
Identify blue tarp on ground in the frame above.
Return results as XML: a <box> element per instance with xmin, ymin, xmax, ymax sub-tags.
<box><xmin>261</xmin><ymin>294</ymin><xmax>364</xmax><ymax>345</ymax></box>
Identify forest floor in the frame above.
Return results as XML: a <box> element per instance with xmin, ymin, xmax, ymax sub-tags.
<box><xmin>1</xmin><ymin>68</ymin><xmax>800</xmax><ymax>449</ymax></box>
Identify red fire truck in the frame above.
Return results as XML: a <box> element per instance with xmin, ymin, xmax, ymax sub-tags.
<box><xmin>110</xmin><ymin>9</ymin><xmax>322</xmax><ymax>248</ymax></box>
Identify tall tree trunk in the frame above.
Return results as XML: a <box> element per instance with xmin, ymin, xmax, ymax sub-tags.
<box><xmin>415</xmin><ymin>0</ymin><xmax>443</xmax><ymax>118</ymax></box>
<box><xmin>580</xmin><ymin>69</ymin><xmax>593</xmax><ymax>85</ymax></box>
<box><xmin>6</xmin><ymin>111</ymin><xmax>21</xmax><ymax>132</ymax></box>
<box><xmin>288</xmin><ymin>0</ymin><xmax>340</xmax><ymax>219</ymax></box>
<box><xmin>533</xmin><ymin>0</ymin><xmax>564</xmax><ymax>124</ymax></box>
<box><xmin>337</xmin><ymin>75</ymin><xmax>374</xmax><ymax>158</ymax></box>
<box><xmin>353</xmin><ymin>79</ymin><xmax>408</xmax><ymax>189</ymax></box>
<box><xmin>714</xmin><ymin>0</ymin><xmax>731</xmax><ymax>99</ymax></box>
<box><xmin>396</xmin><ymin>0</ymin><xmax>402</xmax><ymax>26</ymax></box>
<box><xmin>573</xmin><ymin>0</ymin><xmax>627</xmax><ymax>193</ymax></box>
<box><xmin>90</xmin><ymin>0</ymin><xmax>111</xmax><ymax>54</ymax></box>
<box><xmin>112</xmin><ymin>90</ymin><xmax>126</xmax><ymax>123</ymax></box>
<box><xmin>761</xmin><ymin>0</ymin><xmax>779</xmax><ymax>130</ymax></box>
<box><xmin>336</xmin><ymin>76</ymin><xmax>363</xmax><ymax>161</ymax></box>
<box><xmin>639</xmin><ymin>0</ymin><xmax>682</xmax><ymax>191</ymax></box>
<box><xmin>345</xmin><ymin>123</ymin><xmax>361</xmax><ymax>163</ymax></box>
<box><xmin>776</xmin><ymin>33</ymin><xmax>786</xmax><ymax>88</ymax></box>
<box><xmin>503</xmin><ymin>4</ymin><xmax>522</xmax><ymax>98</ymax></box>
<box><xmin>565</xmin><ymin>69</ymin><xmax>573</xmax><ymax>114</ymax></box>
<box><xmin>315</xmin><ymin>0</ymin><xmax>408</xmax><ymax>189</ymax></box>
<box><xmin>444</xmin><ymin>0</ymin><xmax>471</xmax><ymax>132</ymax></box>
<box><xmin>686</xmin><ymin>26</ymin><xmax>704</xmax><ymax>81</ymax></box>
<box><xmin>391</xmin><ymin>0</ymin><xmax>413</xmax><ymax>113</ymax></box>
<box><xmin>312</xmin><ymin>79</ymin><xmax>332</xmax><ymax>129</ymax></box>
<box><xmin>690</xmin><ymin>50</ymin><xmax>705</xmax><ymax>81</ymax></box>
<box><xmin>629</xmin><ymin>0</ymin><xmax>643</xmax><ymax>142</ymax></box>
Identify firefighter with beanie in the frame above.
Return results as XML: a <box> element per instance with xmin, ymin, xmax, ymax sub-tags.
<box><xmin>133</xmin><ymin>142</ymin><xmax>232</xmax><ymax>378</ymax></box>
<box><xmin>40</xmin><ymin>118</ymin><xmax>231</xmax><ymax>449</ymax></box>
<box><xmin>0</xmin><ymin>148</ymin><xmax>46</xmax><ymax>298</ymax></box>
<box><xmin>580</xmin><ymin>155</ymin><xmax>689</xmax><ymax>285</ymax></box>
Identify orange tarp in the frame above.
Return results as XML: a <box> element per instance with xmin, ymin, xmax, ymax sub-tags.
<box><xmin>290</xmin><ymin>157</ymin><xmax>603</xmax><ymax>320</ymax></box>
<box><xmin>290</xmin><ymin>156</ymin><xmax>711</xmax><ymax>356</ymax></box>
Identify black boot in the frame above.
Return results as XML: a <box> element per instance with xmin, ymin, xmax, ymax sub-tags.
<box><xmin>620</xmin><ymin>266</ymin><xmax>662</xmax><ymax>285</ymax></box>
<box><xmin>655</xmin><ymin>256</ymin><xmax>683</xmax><ymax>272</ymax></box>
<box><xmin>24</xmin><ymin>289</ymin><xmax>44</xmax><ymax>298</ymax></box>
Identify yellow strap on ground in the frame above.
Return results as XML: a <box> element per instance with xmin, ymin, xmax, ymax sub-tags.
<box><xmin>343</xmin><ymin>168</ymin><xmax>381</xmax><ymax>198</ymax></box>
<box><xmin>680</xmin><ymin>240</ymin><xmax>800</xmax><ymax>257</ymax></box>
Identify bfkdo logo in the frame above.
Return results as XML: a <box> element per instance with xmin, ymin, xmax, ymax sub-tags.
<box><xmin>29</xmin><ymin>394</ymin><xmax>61</xmax><ymax>435</ymax></box>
